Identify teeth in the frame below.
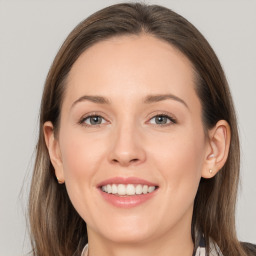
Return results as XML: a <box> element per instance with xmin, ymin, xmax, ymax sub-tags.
<box><xmin>101</xmin><ymin>184</ymin><xmax>157</xmax><ymax>196</ymax></box>
<box><xmin>112</xmin><ymin>184</ymin><xmax>117</xmax><ymax>194</ymax></box>
<box><xmin>148</xmin><ymin>186</ymin><xmax>155</xmax><ymax>193</ymax></box>
<box><xmin>126</xmin><ymin>184</ymin><xmax>136</xmax><ymax>195</ymax></box>
<box><xmin>107</xmin><ymin>184</ymin><xmax>112</xmax><ymax>194</ymax></box>
<box><xmin>142</xmin><ymin>185</ymin><xmax>148</xmax><ymax>194</ymax></box>
<box><xmin>117</xmin><ymin>184</ymin><xmax>126</xmax><ymax>195</ymax></box>
<box><xmin>135</xmin><ymin>184</ymin><xmax>142</xmax><ymax>194</ymax></box>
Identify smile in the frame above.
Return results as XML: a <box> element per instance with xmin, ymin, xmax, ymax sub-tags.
<box><xmin>98</xmin><ymin>177</ymin><xmax>159</xmax><ymax>208</ymax></box>
<box><xmin>101</xmin><ymin>184</ymin><xmax>157</xmax><ymax>196</ymax></box>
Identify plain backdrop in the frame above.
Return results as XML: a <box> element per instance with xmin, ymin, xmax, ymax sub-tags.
<box><xmin>0</xmin><ymin>0</ymin><xmax>255</xmax><ymax>255</ymax></box>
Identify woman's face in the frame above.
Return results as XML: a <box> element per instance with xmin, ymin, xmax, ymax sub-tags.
<box><xmin>52</xmin><ymin>35</ymin><xmax>211</xmax><ymax>244</ymax></box>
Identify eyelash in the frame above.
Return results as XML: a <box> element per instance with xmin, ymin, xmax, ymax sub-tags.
<box><xmin>79</xmin><ymin>112</ymin><xmax>107</xmax><ymax>128</ymax></box>
<box><xmin>147</xmin><ymin>112</ymin><xmax>177</xmax><ymax>127</ymax></box>
<box><xmin>79</xmin><ymin>112</ymin><xmax>177</xmax><ymax>128</ymax></box>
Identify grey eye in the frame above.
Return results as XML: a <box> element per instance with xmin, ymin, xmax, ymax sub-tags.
<box><xmin>84</xmin><ymin>116</ymin><xmax>106</xmax><ymax>125</ymax></box>
<box><xmin>149</xmin><ymin>115</ymin><xmax>172</xmax><ymax>125</ymax></box>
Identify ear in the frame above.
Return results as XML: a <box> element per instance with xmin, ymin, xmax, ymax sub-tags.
<box><xmin>201</xmin><ymin>120</ymin><xmax>231</xmax><ymax>179</ymax></box>
<box><xmin>43</xmin><ymin>121</ymin><xmax>65</xmax><ymax>184</ymax></box>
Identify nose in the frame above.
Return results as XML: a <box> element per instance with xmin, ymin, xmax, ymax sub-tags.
<box><xmin>108</xmin><ymin>123</ymin><xmax>146</xmax><ymax>167</ymax></box>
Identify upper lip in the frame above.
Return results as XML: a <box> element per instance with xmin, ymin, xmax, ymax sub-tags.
<box><xmin>97</xmin><ymin>177</ymin><xmax>158</xmax><ymax>188</ymax></box>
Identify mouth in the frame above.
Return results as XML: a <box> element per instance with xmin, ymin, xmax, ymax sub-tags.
<box><xmin>101</xmin><ymin>184</ymin><xmax>158</xmax><ymax>196</ymax></box>
<box><xmin>97</xmin><ymin>177</ymin><xmax>159</xmax><ymax>208</ymax></box>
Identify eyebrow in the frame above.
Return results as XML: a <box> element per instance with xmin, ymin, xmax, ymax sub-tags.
<box><xmin>144</xmin><ymin>94</ymin><xmax>188</xmax><ymax>108</ymax></box>
<box><xmin>71</xmin><ymin>95</ymin><xmax>111</xmax><ymax>108</ymax></box>
<box><xmin>71</xmin><ymin>93</ymin><xmax>188</xmax><ymax>109</ymax></box>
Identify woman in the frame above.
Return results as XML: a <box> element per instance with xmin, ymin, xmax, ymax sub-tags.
<box><xmin>28</xmin><ymin>3</ymin><xmax>256</xmax><ymax>256</ymax></box>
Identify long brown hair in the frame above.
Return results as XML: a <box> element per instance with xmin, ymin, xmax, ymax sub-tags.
<box><xmin>28</xmin><ymin>3</ymin><xmax>254</xmax><ymax>255</ymax></box>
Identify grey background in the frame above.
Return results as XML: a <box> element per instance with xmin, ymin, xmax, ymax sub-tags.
<box><xmin>0</xmin><ymin>0</ymin><xmax>255</xmax><ymax>255</ymax></box>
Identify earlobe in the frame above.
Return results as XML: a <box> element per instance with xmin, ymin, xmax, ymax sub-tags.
<box><xmin>43</xmin><ymin>121</ymin><xmax>65</xmax><ymax>183</ymax></box>
<box><xmin>202</xmin><ymin>120</ymin><xmax>231</xmax><ymax>179</ymax></box>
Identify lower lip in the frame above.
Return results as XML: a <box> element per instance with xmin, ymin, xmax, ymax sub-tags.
<box><xmin>98</xmin><ymin>189</ymin><xmax>158</xmax><ymax>208</ymax></box>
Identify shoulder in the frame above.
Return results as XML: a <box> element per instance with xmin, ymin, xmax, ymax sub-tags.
<box><xmin>241</xmin><ymin>242</ymin><xmax>256</xmax><ymax>255</ymax></box>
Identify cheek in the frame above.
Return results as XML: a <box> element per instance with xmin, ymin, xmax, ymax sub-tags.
<box><xmin>58</xmin><ymin>128</ymin><xmax>108</xmax><ymax>221</ymax></box>
<box><xmin>153</xmin><ymin>127</ymin><xmax>204</xmax><ymax>168</ymax></box>
<box><xmin>150</xmin><ymin>126</ymin><xmax>205</xmax><ymax>201</ymax></box>
<box><xmin>58</xmin><ymin>130</ymin><xmax>108</xmax><ymax>223</ymax></box>
<box><xmin>59</xmin><ymin>130</ymin><xmax>105</xmax><ymax>181</ymax></box>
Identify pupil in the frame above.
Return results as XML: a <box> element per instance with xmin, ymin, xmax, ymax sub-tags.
<box><xmin>156</xmin><ymin>116</ymin><xmax>167</xmax><ymax>124</ymax></box>
<box><xmin>91</xmin><ymin>116</ymin><xmax>101</xmax><ymax>125</ymax></box>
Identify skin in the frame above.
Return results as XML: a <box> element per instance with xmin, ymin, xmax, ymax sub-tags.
<box><xmin>44</xmin><ymin>34</ymin><xmax>230</xmax><ymax>256</ymax></box>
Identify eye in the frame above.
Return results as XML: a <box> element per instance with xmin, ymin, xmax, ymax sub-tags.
<box><xmin>149</xmin><ymin>114</ymin><xmax>176</xmax><ymax>126</ymax></box>
<box><xmin>80</xmin><ymin>115</ymin><xmax>107</xmax><ymax>126</ymax></box>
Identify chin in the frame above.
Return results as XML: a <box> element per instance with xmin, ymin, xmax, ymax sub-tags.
<box><xmin>103</xmin><ymin>228</ymin><xmax>153</xmax><ymax>245</ymax></box>
<box><xmin>91</xmin><ymin>214</ymin><xmax>161</xmax><ymax>245</ymax></box>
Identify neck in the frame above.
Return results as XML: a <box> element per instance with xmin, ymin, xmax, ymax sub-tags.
<box><xmin>86</xmin><ymin>214</ymin><xmax>194</xmax><ymax>256</ymax></box>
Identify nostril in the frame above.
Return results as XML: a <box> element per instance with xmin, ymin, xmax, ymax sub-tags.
<box><xmin>111</xmin><ymin>158</ymin><xmax>139</xmax><ymax>166</ymax></box>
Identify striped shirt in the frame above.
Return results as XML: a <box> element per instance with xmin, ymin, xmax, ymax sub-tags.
<box><xmin>193</xmin><ymin>234</ymin><xmax>223</xmax><ymax>256</ymax></box>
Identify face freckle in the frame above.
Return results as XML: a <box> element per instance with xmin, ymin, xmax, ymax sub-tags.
<box><xmin>57</xmin><ymin>34</ymin><xmax>207</xmax><ymax>245</ymax></box>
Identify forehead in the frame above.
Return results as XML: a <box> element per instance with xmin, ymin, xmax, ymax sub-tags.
<box><xmin>64</xmin><ymin>34</ymin><xmax>198</xmax><ymax>107</ymax></box>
